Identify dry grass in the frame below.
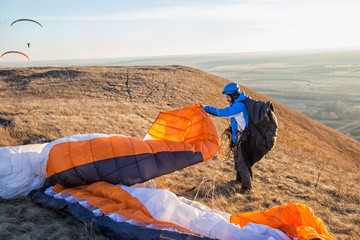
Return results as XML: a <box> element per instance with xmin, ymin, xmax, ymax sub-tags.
<box><xmin>0</xmin><ymin>66</ymin><xmax>359</xmax><ymax>239</ymax></box>
<box><xmin>0</xmin><ymin>197</ymin><xmax>107</xmax><ymax>240</ymax></box>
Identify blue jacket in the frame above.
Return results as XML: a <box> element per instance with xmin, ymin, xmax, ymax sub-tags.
<box><xmin>205</xmin><ymin>92</ymin><xmax>249</xmax><ymax>143</ymax></box>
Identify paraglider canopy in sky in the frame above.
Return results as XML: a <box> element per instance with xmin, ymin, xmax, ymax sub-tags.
<box><xmin>10</xmin><ymin>19</ymin><xmax>43</xmax><ymax>28</ymax></box>
<box><xmin>0</xmin><ymin>51</ymin><xmax>30</xmax><ymax>60</ymax></box>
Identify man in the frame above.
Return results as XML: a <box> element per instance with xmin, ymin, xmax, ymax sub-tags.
<box><xmin>199</xmin><ymin>83</ymin><xmax>251</xmax><ymax>194</ymax></box>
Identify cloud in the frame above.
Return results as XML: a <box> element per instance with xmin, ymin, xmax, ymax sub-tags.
<box><xmin>38</xmin><ymin>3</ymin><xmax>260</xmax><ymax>21</ymax></box>
<box><xmin>37</xmin><ymin>1</ymin><xmax>360</xmax><ymax>36</ymax></box>
<box><xmin>310</xmin><ymin>100</ymin><xmax>360</xmax><ymax>121</ymax></box>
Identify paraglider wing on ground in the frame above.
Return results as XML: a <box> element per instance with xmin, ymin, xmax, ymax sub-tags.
<box><xmin>0</xmin><ymin>104</ymin><xmax>334</xmax><ymax>240</ymax></box>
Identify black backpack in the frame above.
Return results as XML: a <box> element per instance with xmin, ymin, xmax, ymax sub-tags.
<box><xmin>240</xmin><ymin>97</ymin><xmax>278</xmax><ymax>166</ymax></box>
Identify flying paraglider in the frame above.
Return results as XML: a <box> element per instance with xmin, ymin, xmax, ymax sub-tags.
<box><xmin>10</xmin><ymin>19</ymin><xmax>43</xmax><ymax>28</ymax></box>
<box><xmin>10</xmin><ymin>19</ymin><xmax>42</xmax><ymax>48</ymax></box>
<box><xmin>0</xmin><ymin>51</ymin><xmax>29</xmax><ymax>60</ymax></box>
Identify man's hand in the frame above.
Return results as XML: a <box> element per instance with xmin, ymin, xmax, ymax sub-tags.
<box><xmin>224</xmin><ymin>128</ymin><xmax>231</xmax><ymax>135</ymax></box>
<box><xmin>198</xmin><ymin>104</ymin><xmax>206</xmax><ymax>110</ymax></box>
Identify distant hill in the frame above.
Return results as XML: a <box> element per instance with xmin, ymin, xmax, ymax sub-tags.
<box><xmin>0</xmin><ymin>66</ymin><xmax>359</xmax><ymax>239</ymax></box>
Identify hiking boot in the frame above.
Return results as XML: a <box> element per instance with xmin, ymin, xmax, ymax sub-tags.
<box><xmin>239</xmin><ymin>187</ymin><xmax>251</xmax><ymax>194</ymax></box>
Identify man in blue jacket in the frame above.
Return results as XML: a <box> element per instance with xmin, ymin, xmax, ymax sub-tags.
<box><xmin>199</xmin><ymin>83</ymin><xmax>251</xmax><ymax>194</ymax></box>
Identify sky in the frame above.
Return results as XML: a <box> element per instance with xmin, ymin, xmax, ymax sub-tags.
<box><xmin>1</xmin><ymin>0</ymin><xmax>360</xmax><ymax>62</ymax></box>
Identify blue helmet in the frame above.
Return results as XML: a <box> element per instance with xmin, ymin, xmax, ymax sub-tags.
<box><xmin>222</xmin><ymin>83</ymin><xmax>240</xmax><ymax>95</ymax></box>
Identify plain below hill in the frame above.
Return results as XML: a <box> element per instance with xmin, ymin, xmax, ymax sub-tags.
<box><xmin>0</xmin><ymin>65</ymin><xmax>359</xmax><ymax>240</ymax></box>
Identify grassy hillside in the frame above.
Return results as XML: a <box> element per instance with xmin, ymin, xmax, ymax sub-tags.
<box><xmin>0</xmin><ymin>66</ymin><xmax>359</xmax><ymax>240</ymax></box>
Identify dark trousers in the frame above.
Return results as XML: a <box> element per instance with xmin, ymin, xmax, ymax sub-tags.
<box><xmin>234</xmin><ymin>145</ymin><xmax>252</xmax><ymax>189</ymax></box>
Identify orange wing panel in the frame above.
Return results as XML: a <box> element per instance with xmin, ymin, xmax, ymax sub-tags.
<box><xmin>46</xmin><ymin>104</ymin><xmax>219</xmax><ymax>186</ymax></box>
<box><xmin>230</xmin><ymin>203</ymin><xmax>334</xmax><ymax>240</ymax></box>
<box><xmin>52</xmin><ymin>182</ymin><xmax>190</xmax><ymax>233</ymax></box>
